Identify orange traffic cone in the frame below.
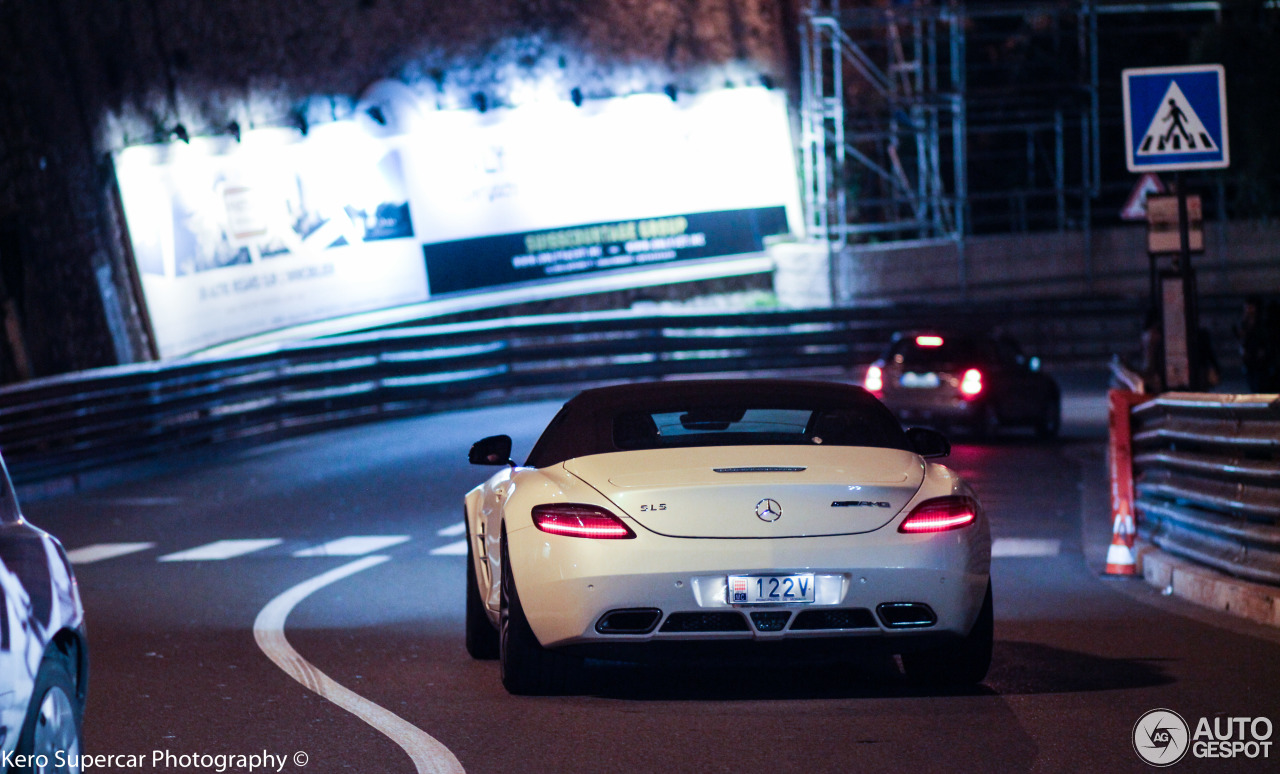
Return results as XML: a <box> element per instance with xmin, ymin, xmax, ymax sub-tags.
<box><xmin>1105</xmin><ymin>511</ymin><xmax>1137</xmax><ymax>575</ymax></box>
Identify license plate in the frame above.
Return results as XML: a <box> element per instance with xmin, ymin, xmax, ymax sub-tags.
<box><xmin>900</xmin><ymin>371</ymin><xmax>940</xmax><ymax>388</ymax></box>
<box><xmin>727</xmin><ymin>574</ymin><xmax>816</xmax><ymax>605</ymax></box>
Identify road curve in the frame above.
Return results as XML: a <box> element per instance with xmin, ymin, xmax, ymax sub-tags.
<box><xmin>23</xmin><ymin>389</ymin><xmax>1280</xmax><ymax>773</ymax></box>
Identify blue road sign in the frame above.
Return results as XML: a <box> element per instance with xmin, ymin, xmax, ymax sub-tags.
<box><xmin>1123</xmin><ymin>65</ymin><xmax>1228</xmax><ymax>172</ymax></box>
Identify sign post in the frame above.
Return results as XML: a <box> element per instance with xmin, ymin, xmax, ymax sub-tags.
<box><xmin>1123</xmin><ymin>65</ymin><xmax>1228</xmax><ymax>391</ymax></box>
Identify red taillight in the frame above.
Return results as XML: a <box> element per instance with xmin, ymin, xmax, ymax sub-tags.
<box><xmin>532</xmin><ymin>504</ymin><xmax>636</xmax><ymax>539</ymax></box>
<box><xmin>898</xmin><ymin>496</ymin><xmax>979</xmax><ymax>533</ymax></box>
<box><xmin>864</xmin><ymin>365</ymin><xmax>884</xmax><ymax>394</ymax></box>
<box><xmin>916</xmin><ymin>335</ymin><xmax>944</xmax><ymax>347</ymax></box>
<box><xmin>959</xmin><ymin>368</ymin><xmax>983</xmax><ymax>398</ymax></box>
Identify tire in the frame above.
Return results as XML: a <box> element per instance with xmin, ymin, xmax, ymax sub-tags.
<box><xmin>13</xmin><ymin>650</ymin><xmax>83</xmax><ymax>774</ymax></box>
<box><xmin>901</xmin><ymin>581</ymin><xmax>994</xmax><ymax>687</ymax></box>
<box><xmin>498</xmin><ymin>526</ymin><xmax>578</xmax><ymax>695</ymax></box>
<box><xmin>1035</xmin><ymin>394</ymin><xmax>1061</xmax><ymax>439</ymax></box>
<box><xmin>465</xmin><ymin>532</ymin><xmax>499</xmax><ymax>660</ymax></box>
<box><xmin>972</xmin><ymin>403</ymin><xmax>1000</xmax><ymax>440</ymax></box>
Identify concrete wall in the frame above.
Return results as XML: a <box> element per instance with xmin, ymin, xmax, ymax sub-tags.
<box><xmin>836</xmin><ymin>221</ymin><xmax>1280</xmax><ymax>303</ymax></box>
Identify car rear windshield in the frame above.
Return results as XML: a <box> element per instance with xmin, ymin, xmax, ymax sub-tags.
<box><xmin>890</xmin><ymin>336</ymin><xmax>987</xmax><ymax>367</ymax></box>
<box><xmin>613</xmin><ymin>406</ymin><xmax>906</xmax><ymax>451</ymax></box>
<box><xmin>523</xmin><ymin>380</ymin><xmax>912</xmax><ymax>467</ymax></box>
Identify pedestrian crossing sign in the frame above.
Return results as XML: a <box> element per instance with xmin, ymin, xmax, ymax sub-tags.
<box><xmin>1123</xmin><ymin>65</ymin><xmax>1228</xmax><ymax>172</ymax></box>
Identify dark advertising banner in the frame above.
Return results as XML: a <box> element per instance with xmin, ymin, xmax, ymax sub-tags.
<box><xmin>423</xmin><ymin>206</ymin><xmax>789</xmax><ymax>295</ymax></box>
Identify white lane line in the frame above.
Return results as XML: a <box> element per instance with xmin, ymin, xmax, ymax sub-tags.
<box><xmin>293</xmin><ymin>536</ymin><xmax>411</xmax><ymax>557</ymax></box>
<box><xmin>158</xmin><ymin>539</ymin><xmax>283</xmax><ymax>562</ymax></box>
<box><xmin>430</xmin><ymin>540</ymin><xmax>468</xmax><ymax>556</ymax></box>
<box><xmin>92</xmin><ymin>497</ymin><xmax>183</xmax><ymax>506</ymax></box>
<box><xmin>66</xmin><ymin>542</ymin><xmax>156</xmax><ymax>564</ymax></box>
<box><xmin>992</xmin><ymin>538</ymin><xmax>1062</xmax><ymax>558</ymax></box>
<box><xmin>253</xmin><ymin>556</ymin><xmax>464</xmax><ymax>774</ymax></box>
<box><xmin>437</xmin><ymin>522</ymin><xmax>466</xmax><ymax>537</ymax></box>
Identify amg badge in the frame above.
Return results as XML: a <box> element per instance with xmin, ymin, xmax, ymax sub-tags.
<box><xmin>832</xmin><ymin>500</ymin><xmax>892</xmax><ymax>508</ymax></box>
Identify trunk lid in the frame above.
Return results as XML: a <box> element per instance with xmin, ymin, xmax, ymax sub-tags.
<box><xmin>563</xmin><ymin>446</ymin><xmax>923</xmax><ymax>538</ymax></box>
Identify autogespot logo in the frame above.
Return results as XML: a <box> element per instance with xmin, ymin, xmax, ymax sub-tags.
<box><xmin>1133</xmin><ymin>709</ymin><xmax>1190</xmax><ymax>767</ymax></box>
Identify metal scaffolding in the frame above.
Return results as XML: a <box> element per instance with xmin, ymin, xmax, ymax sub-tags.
<box><xmin>800</xmin><ymin>1</ymin><xmax>1235</xmax><ymax>262</ymax></box>
<box><xmin>800</xmin><ymin>0</ymin><xmax>966</xmax><ymax>248</ymax></box>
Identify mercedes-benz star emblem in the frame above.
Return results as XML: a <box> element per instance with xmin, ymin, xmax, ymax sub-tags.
<box><xmin>755</xmin><ymin>498</ymin><xmax>783</xmax><ymax>522</ymax></box>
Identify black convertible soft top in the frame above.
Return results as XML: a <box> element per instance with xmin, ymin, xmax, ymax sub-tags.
<box><xmin>524</xmin><ymin>378</ymin><xmax>910</xmax><ymax>468</ymax></box>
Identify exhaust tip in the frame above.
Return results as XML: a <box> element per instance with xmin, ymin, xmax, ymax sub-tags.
<box><xmin>876</xmin><ymin>602</ymin><xmax>937</xmax><ymax>628</ymax></box>
<box><xmin>595</xmin><ymin>608</ymin><xmax>662</xmax><ymax>635</ymax></box>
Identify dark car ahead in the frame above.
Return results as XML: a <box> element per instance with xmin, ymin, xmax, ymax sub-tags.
<box><xmin>864</xmin><ymin>331</ymin><xmax>1061</xmax><ymax>438</ymax></box>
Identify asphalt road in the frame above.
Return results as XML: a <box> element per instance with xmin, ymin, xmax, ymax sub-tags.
<box><xmin>21</xmin><ymin>381</ymin><xmax>1280</xmax><ymax>774</ymax></box>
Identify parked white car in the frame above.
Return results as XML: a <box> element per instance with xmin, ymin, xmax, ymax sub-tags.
<box><xmin>464</xmin><ymin>379</ymin><xmax>991</xmax><ymax>694</ymax></box>
<box><xmin>0</xmin><ymin>455</ymin><xmax>87</xmax><ymax>772</ymax></box>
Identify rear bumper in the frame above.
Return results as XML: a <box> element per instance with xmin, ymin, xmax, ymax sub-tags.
<box><xmin>881</xmin><ymin>392</ymin><xmax>981</xmax><ymax>425</ymax></box>
<box><xmin>506</xmin><ymin>521</ymin><xmax>990</xmax><ymax>650</ymax></box>
<box><xmin>558</xmin><ymin>631</ymin><xmax>967</xmax><ymax>666</ymax></box>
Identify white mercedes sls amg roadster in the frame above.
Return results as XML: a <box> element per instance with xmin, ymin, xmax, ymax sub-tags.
<box><xmin>464</xmin><ymin>379</ymin><xmax>992</xmax><ymax>694</ymax></box>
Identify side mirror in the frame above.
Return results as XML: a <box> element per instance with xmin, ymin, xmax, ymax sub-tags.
<box><xmin>469</xmin><ymin>434</ymin><xmax>514</xmax><ymax>466</ymax></box>
<box><xmin>905</xmin><ymin>427</ymin><xmax>951</xmax><ymax>459</ymax></box>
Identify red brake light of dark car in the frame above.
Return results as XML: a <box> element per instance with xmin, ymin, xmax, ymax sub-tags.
<box><xmin>898</xmin><ymin>496</ymin><xmax>979</xmax><ymax>533</ymax></box>
<box><xmin>864</xmin><ymin>364</ymin><xmax>884</xmax><ymax>395</ymax></box>
<box><xmin>959</xmin><ymin>368</ymin><xmax>983</xmax><ymax>398</ymax></box>
<box><xmin>915</xmin><ymin>335</ymin><xmax>944</xmax><ymax>347</ymax></box>
<box><xmin>532</xmin><ymin>504</ymin><xmax>636</xmax><ymax>539</ymax></box>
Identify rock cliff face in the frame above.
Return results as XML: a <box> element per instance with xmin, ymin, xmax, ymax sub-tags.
<box><xmin>0</xmin><ymin>0</ymin><xmax>799</xmax><ymax>378</ymax></box>
<box><xmin>85</xmin><ymin>0</ymin><xmax>795</xmax><ymax>145</ymax></box>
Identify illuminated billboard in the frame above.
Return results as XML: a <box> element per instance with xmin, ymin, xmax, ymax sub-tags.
<box><xmin>115</xmin><ymin>86</ymin><xmax>799</xmax><ymax>358</ymax></box>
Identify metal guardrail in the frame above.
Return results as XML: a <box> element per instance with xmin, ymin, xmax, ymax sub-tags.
<box><xmin>1132</xmin><ymin>393</ymin><xmax>1280</xmax><ymax>586</ymax></box>
<box><xmin>8</xmin><ymin>295</ymin><xmax>1271</xmax><ymax>584</ymax></box>
<box><xmin>0</xmin><ymin>307</ymin><xmax>885</xmax><ymax>484</ymax></box>
<box><xmin>0</xmin><ymin>296</ymin><xmax>1210</xmax><ymax>486</ymax></box>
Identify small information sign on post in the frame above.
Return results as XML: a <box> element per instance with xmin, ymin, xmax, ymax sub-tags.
<box><xmin>1145</xmin><ymin>194</ymin><xmax>1202</xmax><ymax>254</ymax></box>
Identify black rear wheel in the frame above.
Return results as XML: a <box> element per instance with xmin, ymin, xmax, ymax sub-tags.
<box><xmin>972</xmin><ymin>403</ymin><xmax>1000</xmax><ymax>440</ymax></box>
<box><xmin>1035</xmin><ymin>394</ymin><xmax>1062</xmax><ymax>438</ymax></box>
<box><xmin>465</xmin><ymin>530</ymin><xmax>499</xmax><ymax>660</ymax></box>
<box><xmin>901</xmin><ymin>581</ymin><xmax>994</xmax><ymax>686</ymax></box>
<box><xmin>499</xmin><ymin>525</ymin><xmax>580</xmax><ymax>695</ymax></box>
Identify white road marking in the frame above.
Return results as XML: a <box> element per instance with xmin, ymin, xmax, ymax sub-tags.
<box><xmin>66</xmin><ymin>542</ymin><xmax>156</xmax><ymax>564</ymax></box>
<box><xmin>91</xmin><ymin>496</ymin><xmax>184</xmax><ymax>506</ymax></box>
<box><xmin>253</xmin><ymin>556</ymin><xmax>465</xmax><ymax>774</ymax></box>
<box><xmin>430</xmin><ymin>540</ymin><xmax>468</xmax><ymax>556</ymax></box>
<box><xmin>158</xmin><ymin>539</ymin><xmax>283</xmax><ymax>562</ymax></box>
<box><xmin>293</xmin><ymin>536</ymin><xmax>411</xmax><ymax>557</ymax></box>
<box><xmin>992</xmin><ymin>538</ymin><xmax>1062</xmax><ymax>558</ymax></box>
<box><xmin>437</xmin><ymin>522</ymin><xmax>466</xmax><ymax>537</ymax></box>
